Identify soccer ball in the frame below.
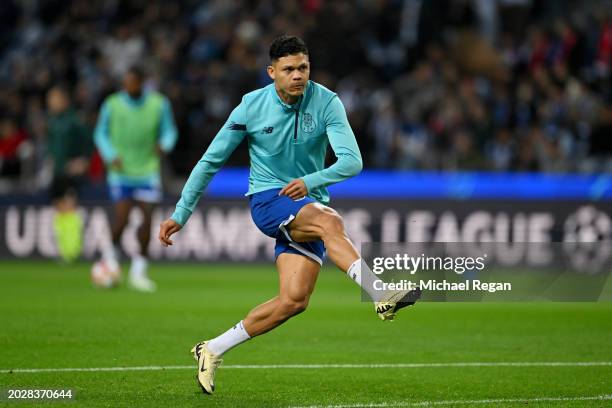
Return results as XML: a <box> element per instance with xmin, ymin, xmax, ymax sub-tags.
<box><xmin>91</xmin><ymin>261</ymin><xmax>120</xmax><ymax>288</ymax></box>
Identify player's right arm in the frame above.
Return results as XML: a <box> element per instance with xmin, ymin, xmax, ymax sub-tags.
<box><xmin>93</xmin><ymin>100</ymin><xmax>121</xmax><ymax>169</ymax></box>
<box><xmin>159</xmin><ymin>100</ymin><xmax>248</xmax><ymax>246</ymax></box>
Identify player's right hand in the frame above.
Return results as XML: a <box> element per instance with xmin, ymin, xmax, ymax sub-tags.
<box><xmin>111</xmin><ymin>158</ymin><xmax>123</xmax><ymax>170</ymax></box>
<box><xmin>155</xmin><ymin>144</ymin><xmax>164</xmax><ymax>156</ymax></box>
<box><xmin>159</xmin><ymin>218</ymin><xmax>182</xmax><ymax>247</ymax></box>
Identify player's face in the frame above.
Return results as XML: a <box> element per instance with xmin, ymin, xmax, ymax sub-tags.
<box><xmin>46</xmin><ymin>88</ymin><xmax>69</xmax><ymax>114</ymax></box>
<box><xmin>123</xmin><ymin>73</ymin><xmax>143</xmax><ymax>98</ymax></box>
<box><xmin>268</xmin><ymin>53</ymin><xmax>310</xmax><ymax>103</ymax></box>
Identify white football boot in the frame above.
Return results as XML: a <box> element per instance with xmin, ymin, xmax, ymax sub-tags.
<box><xmin>375</xmin><ymin>287</ymin><xmax>422</xmax><ymax>321</ymax></box>
<box><xmin>128</xmin><ymin>275</ymin><xmax>157</xmax><ymax>292</ymax></box>
<box><xmin>191</xmin><ymin>341</ymin><xmax>223</xmax><ymax>395</ymax></box>
<box><xmin>128</xmin><ymin>256</ymin><xmax>156</xmax><ymax>292</ymax></box>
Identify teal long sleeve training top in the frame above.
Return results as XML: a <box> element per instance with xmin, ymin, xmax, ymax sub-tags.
<box><xmin>171</xmin><ymin>80</ymin><xmax>362</xmax><ymax>226</ymax></box>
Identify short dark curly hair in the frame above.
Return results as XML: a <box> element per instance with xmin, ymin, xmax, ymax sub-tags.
<box><xmin>269</xmin><ymin>35</ymin><xmax>309</xmax><ymax>61</ymax></box>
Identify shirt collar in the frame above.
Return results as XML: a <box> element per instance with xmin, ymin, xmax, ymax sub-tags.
<box><xmin>270</xmin><ymin>81</ymin><xmax>310</xmax><ymax>111</ymax></box>
<box><xmin>120</xmin><ymin>90</ymin><xmax>147</xmax><ymax>106</ymax></box>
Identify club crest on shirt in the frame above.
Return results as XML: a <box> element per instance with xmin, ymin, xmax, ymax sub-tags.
<box><xmin>301</xmin><ymin>113</ymin><xmax>316</xmax><ymax>133</ymax></box>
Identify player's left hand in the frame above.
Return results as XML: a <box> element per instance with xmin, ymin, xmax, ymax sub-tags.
<box><xmin>279</xmin><ymin>179</ymin><xmax>308</xmax><ymax>200</ymax></box>
<box><xmin>158</xmin><ymin>218</ymin><xmax>182</xmax><ymax>247</ymax></box>
<box><xmin>65</xmin><ymin>157</ymin><xmax>89</xmax><ymax>176</ymax></box>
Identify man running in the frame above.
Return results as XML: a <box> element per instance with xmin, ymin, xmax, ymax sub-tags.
<box><xmin>95</xmin><ymin>66</ymin><xmax>178</xmax><ymax>292</ymax></box>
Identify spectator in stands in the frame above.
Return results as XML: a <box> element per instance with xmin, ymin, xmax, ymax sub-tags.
<box><xmin>0</xmin><ymin>117</ymin><xmax>28</xmax><ymax>178</ymax></box>
<box><xmin>46</xmin><ymin>85</ymin><xmax>92</xmax><ymax>262</ymax></box>
<box><xmin>0</xmin><ymin>0</ymin><xmax>609</xmax><ymax>188</ymax></box>
<box><xmin>47</xmin><ymin>86</ymin><xmax>92</xmax><ymax>189</ymax></box>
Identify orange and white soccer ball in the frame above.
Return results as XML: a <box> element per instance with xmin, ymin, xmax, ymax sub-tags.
<box><xmin>91</xmin><ymin>260</ymin><xmax>120</xmax><ymax>288</ymax></box>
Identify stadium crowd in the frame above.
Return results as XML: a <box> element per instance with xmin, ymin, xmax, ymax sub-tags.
<box><xmin>0</xmin><ymin>0</ymin><xmax>611</xmax><ymax>194</ymax></box>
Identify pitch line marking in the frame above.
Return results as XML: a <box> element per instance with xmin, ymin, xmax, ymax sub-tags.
<box><xmin>1</xmin><ymin>361</ymin><xmax>611</xmax><ymax>374</ymax></box>
<box><xmin>289</xmin><ymin>394</ymin><xmax>612</xmax><ymax>408</ymax></box>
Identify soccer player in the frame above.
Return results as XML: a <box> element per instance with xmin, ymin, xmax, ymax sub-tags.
<box><xmin>158</xmin><ymin>36</ymin><xmax>418</xmax><ymax>394</ymax></box>
<box><xmin>95</xmin><ymin>66</ymin><xmax>178</xmax><ymax>292</ymax></box>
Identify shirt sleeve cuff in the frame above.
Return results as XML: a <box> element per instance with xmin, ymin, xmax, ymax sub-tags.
<box><xmin>170</xmin><ymin>208</ymin><xmax>191</xmax><ymax>227</ymax></box>
<box><xmin>302</xmin><ymin>174</ymin><xmax>320</xmax><ymax>193</ymax></box>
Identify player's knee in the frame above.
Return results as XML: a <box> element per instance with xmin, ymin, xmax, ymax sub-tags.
<box><xmin>278</xmin><ymin>297</ymin><xmax>309</xmax><ymax>317</ymax></box>
<box><xmin>318</xmin><ymin>211</ymin><xmax>345</xmax><ymax>238</ymax></box>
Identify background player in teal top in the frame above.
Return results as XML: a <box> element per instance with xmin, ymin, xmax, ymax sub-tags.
<box><xmin>158</xmin><ymin>36</ymin><xmax>418</xmax><ymax>395</ymax></box>
<box><xmin>95</xmin><ymin>66</ymin><xmax>178</xmax><ymax>292</ymax></box>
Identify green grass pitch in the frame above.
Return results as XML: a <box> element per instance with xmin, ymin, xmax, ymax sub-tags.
<box><xmin>0</xmin><ymin>260</ymin><xmax>611</xmax><ymax>407</ymax></box>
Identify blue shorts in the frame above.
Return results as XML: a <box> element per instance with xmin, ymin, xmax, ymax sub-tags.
<box><xmin>109</xmin><ymin>181</ymin><xmax>162</xmax><ymax>203</ymax></box>
<box><xmin>249</xmin><ymin>188</ymin><xmax>326</xmax><ymax>265</ymax></box>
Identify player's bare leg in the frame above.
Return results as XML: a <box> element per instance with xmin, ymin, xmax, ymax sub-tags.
<box><xmin>288</xmin><ymin>203</ymin><xmax>358</xmax><ymax>271</ymax></box>
<box><xmin>243</xmin><ymin>253</ymin><xmax>320</xmax><ymax>336</ymax></box>
<box><xmin>289</xmin><ymin>202</ymin><xmax>420</xmax><ymax>320</ymax></box>
<box><xmin>101</xmin><ymin>199</ymin><xmax>132</xmax><ymax>271</ymax></box>
<box><xmin>111</xmin><ymin>199</ymin><xmax>132</xmax><ymax>246</ymax></box>
<box><xmin>135</xmin><ymin>201</ymin><xmax>153</xmax><ymax>258</ymax></box>
<box><xmin>129</xmin><ymin>201</ymin><xmax>156</xmax><ymax>292</ymax></box>
<box><xmin>192</xmin><ymin>253</ymin><xmax>320</xmax><ymax>394</ymax></box>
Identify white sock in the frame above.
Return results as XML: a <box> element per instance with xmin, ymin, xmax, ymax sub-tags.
<box><xmin>130</xmin><ymin>254</ymin><xmax>148</xmax><ymax>280</ymax></box>
<box><xmin>102</xmin><ymin>245</ymin><xmax>120</xmax><ymax>269</ymax></box>
<box><xmin>207</xmin><ymin>320</ymin><xmax>251</xmax><ymax>356</ymax></box>
<box><xmin>347</xmin><ymin>259</ymin><xmax>383</xmax><ymax>301</ymax></box>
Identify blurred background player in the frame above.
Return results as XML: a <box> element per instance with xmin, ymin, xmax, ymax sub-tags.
<box><xmin>46</xmin><ymin>85</ymin><xmax>92</xmax><ymax>263</ymax></box>
<box><xmin>94</xmin><ymin>66</ymin><xmax>178</xmax><ymax>292</ymax></box>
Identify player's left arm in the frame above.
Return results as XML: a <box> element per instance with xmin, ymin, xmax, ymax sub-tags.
<box><xmin>65</xmin><ymin>114</ymin><xmax>93</xmax><ymax>176</ymax></box>
<box><xmin>158</xmin><ymin>97</ymin><xmax>178</xmax><ymax>153</ymax></box>
<box><xmin>282</xmin><ymin>96</ymin><xmax>362</xmax><ymax>198</ymax></box>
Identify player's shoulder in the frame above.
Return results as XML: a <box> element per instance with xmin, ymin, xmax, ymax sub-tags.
<box><xmin>308</xmin><ymin>80</ymin><xmax>337</xmax><ymax>101</ymax></box>
<box><xmin>145</xmin><ymin>91</ymin><xmax>168</xmax><ymax>104</ymax></box>
<box><xmin>103</xmin><ymin>91</ymin><xmax>122</xmax><ymax>104</ymax></box>
<box><xmin>100</xmin><ymin>92</ymin><xmax>121</xmax><ymax>112</ymax></box>
<box><xmin>241</xmin><ymin>84</ymin><xmax>274</xmax><ymax>105</ymax></box>
<box><xmin>306</xmin><ymin>81</ymin><xmax>341</xmax><ymax>114</ymax></box>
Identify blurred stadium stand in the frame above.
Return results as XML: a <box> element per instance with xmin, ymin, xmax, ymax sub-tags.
<box><xmin>0</xmin><ymin>0</ymin><xmax>611</xmax><ymax>262</ymax></box>
<box><xmin>0</xmin><ymin>0</ymin><xmax>611</xmax><ymax>200</ymax></box>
